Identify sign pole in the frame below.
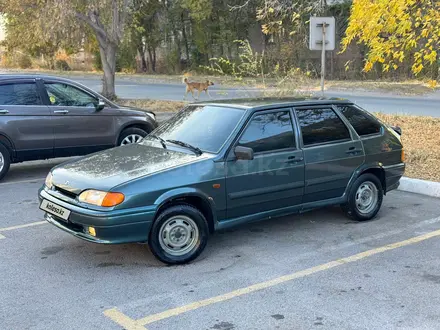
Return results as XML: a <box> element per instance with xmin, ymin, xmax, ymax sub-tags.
<box><xmin>320</xmin><ymin>22</ymin><xmax>326</xmax><ymax>97</ymax></box>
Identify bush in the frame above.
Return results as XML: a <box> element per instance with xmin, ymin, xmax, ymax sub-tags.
<box><xmin>55</xmin><ymin>59</ymin><xmax>71</xmax><ymax>71</ymax></box>
<box><xmin>17</xmin><ymin>55</ymin><xmax>32</xmax><ymax>69</ymax></box>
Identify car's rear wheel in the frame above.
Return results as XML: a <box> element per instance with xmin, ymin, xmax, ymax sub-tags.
<box><xmin>149</xmin><ymin>205</ymin><xmax>209</xmax><ymax>265</ymax></box>
<box><xmin>0</xmin><ymin>143</ymin><xmax>11</xmax><ymax>181</ymax></box>
<box><xmin>341</xmin><ymin>173</ymin><xmax>383</xmax><ymax>221</ymax></box>
<box><xmin>118</xmin><ymin>127</ymin><xmax>149</xmax><ymax>146</ymax></box>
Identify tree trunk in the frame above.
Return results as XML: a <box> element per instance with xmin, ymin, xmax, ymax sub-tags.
<box><xmin>148</xmin><ymin>47</ymin><xmax>154</xmax><ymax>73</ymax></box>
<box><xmin>181</xmin><ymin>13</ymin><xmax>190</xmax><ymax>65</ymax></box>
<box><xmin>153</xmin><ymin>48</ymin><xmax>157</xmax><ymax>72</ymax></box>
<box><xmin>99</xmin><ymin>43</ymin><xmax>117</xmax><ymax>100</ymax></box>
<box><xmin>138</xmin><ymin>46</ymin><xmax>148</xmax><ymax>72</ymax></box>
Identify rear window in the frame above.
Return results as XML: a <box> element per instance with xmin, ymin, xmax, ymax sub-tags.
<box><xmin>0</xmin><ymin>83</ymin><xmax>42</xmax><ymax>106</ymax></box>
<box><xmin>338</xmin><ymin>105</ymin><xmax>382</xmax><ymax>136</ymax></box>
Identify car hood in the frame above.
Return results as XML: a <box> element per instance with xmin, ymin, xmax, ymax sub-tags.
<box><xmin>51</xmin><ymin>144</ymin><xmax>206</xmax><ymax>194</ymax></box>
<box><xmin>118</xmin><ymin>105</ymin><xmax>154</xmax><ymax>116</ymax></box>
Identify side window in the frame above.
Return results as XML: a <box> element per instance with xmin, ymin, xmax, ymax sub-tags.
<box><xmin>238</xmin><ymin>111</ymin><xmax>295</xmax><ymax>153</ymax></box>
<box><xmin>337</xmin><ymin>105</ymin><xmax>382</xmax><ymax>136</ymax></box>
<box><xmin>0</xmin><ymin>83</ymin><xmax>42</xmax><ymax>106</ymax></box>
<box><xmin>44</xmin><ymin>83</ymin><xmax>97</xmax><ymax>107</ymax></box>
<box><xmin>296</xmin><ymin>108</ymin><xmax>351</xmax><ymax>146</ymax></box>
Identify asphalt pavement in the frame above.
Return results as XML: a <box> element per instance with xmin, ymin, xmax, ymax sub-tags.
<box><xmin>70</xmin><ymin>76</ymin><xmax>440</xmax><ymax>117</ymax></box>
<box><xmin>1</xmin><ymin>162</ymin><xmax>440</xmax><ymax>329</ymax></box>
<box><xmin>1</xmin><ymin>74</ymin><xmax>440</xmax><ymax>329</ymax></box>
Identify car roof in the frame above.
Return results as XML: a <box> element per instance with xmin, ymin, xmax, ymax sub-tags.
<box><xmin>195</xmin><ymin>97</ymin><xmax>352</xmax><ymax>110</ymax></box>
<box><xmin>0</xmin><ymin>74</ymin><xmax>75</xmax><ymax>82</ymax></box>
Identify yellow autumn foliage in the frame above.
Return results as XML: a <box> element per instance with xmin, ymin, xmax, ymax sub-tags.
<box><xmin>342</xmin><ymin>0</ymin><xmax>440</xmax><ymax>76</ymax></box>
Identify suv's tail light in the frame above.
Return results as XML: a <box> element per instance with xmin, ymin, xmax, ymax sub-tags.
<box><xmin>401</xmin><ymin>149</ymin><xmax>405</xmax><ymax>162</ymax></box>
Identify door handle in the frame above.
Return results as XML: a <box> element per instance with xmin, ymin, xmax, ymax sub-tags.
<box><xmin>0</xmin><ymin>109</ymin><xmax>9</xmax><ymax>114</ymax></box>
<box><xmin>285</xmin><ymin>157</ymin><xmax>304</xmax><ymax>164</ymax></box>
<box><xmin>54</xmin><ymin>110</ymin><xmax>69</xmax><ymax>114</ymax></box>
<box><xmin>346</xmin><ymin>148</ymin><xmax>362</xmax><ymax>155</ymax></box>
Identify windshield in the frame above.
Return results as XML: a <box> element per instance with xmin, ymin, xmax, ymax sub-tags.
<box><xmin>146</xmin><ymin>105</ymin><xmax>245</xmax><ymax>153</ymax></box>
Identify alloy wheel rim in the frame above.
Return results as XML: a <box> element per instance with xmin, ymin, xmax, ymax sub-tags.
<box><xmin>159</xmin><ymin>215</ymin><xmax>199</xmax><ymax>256</ymax></box>
<box><xmin>0</xmin><ymin>151</ymin><xmax>4</xmax><ymax>172</ymax></box>
<box><xmin>355</xmin><ymin>181</ymin><xmax>378</xmax><ymax>214</ymax></box>
<box><xmin>120</xmin><ymin>134</ymin><xmax>143</xmax><ymax>146</ymax></box>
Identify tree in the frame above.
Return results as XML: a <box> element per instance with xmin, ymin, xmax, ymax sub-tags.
<box><xmin>0</xmin><ymin>0</ymin><xmax>81</xmax><ymax>68</ymax></box>
<box><xmin>342</xmin><ymin>0</ymin><xmax>440</xmax><ymax>79</ymax></box>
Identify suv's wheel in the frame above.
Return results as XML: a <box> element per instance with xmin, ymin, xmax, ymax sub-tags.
<box><xmin>149</xmin><ymin>205</ymin><xmax>209</xmax><ymax>265</ymax></box>
<box><xmin>118</xmin><ymin>127</ymin><xmax>149</xmax><ymax>146</ymax></box>
<box><xmin>0</xmin><ymin>143</ymin><xmax>11</xmax><ymax>181</ymax></box>
<box><xmin>341</xmin><ymin>173</ymin><xmax>383</xmax><ymax>221</ymax></box>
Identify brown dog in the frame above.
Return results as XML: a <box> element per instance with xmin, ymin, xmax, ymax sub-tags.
<box><xmin>183</xmin><ymin>78</ymin><xmax>214</xmax><ymax>100</ymax></box>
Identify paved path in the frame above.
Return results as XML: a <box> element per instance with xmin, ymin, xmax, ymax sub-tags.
<box><xmin>71</xmin><ymin>76</ymin><xmax>440</xmax><ymax>117</ymax></box>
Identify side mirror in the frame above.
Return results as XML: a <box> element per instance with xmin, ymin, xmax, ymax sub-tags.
<box><xmin>234</xmin><ymin>146</ymin><xmax>254</xmax><ymax>161</ymax></box>
<box><xmin>391</xmin><ymin>126</ymin><xmax>402</xmax><ymax>135</ymax></box>
<box><xmin>96</xmin><ymin>99</ymin><xmax>105</xmax><ymax>111</ymax></box>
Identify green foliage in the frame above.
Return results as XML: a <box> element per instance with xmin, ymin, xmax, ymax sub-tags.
<box><xmin>17</xmin><ymin>55</ymin><xmax>32</xmax><ymax>69</ymax></box>
<box><xmin>200</xmin><ymin>40</ymin><xmax>263</xmax><ymax>78</ymax></box>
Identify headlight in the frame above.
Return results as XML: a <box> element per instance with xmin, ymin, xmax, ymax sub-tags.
<box><xmin>45</xmin><ymin>172</ymin><xmax>53</xmax><ymax>189</ymax></box>
<box><xmin>78</xmin><ymin>190</ymin><xmax>125</xmax><ymax>207</ymax></box>
<box><xmin>146</xmin><ymin>112</ymin><xmax>155</xmax><ymax>120</ymax></box>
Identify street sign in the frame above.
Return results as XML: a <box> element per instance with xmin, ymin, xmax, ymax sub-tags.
<box><xmin>309</xmin><ymin>16</ymin><xmax>336</xmax><ymax>51</ymax></box>
<box><xmin>309</xmin><ymin>16</ymin><xmax>336</xmax><ymax>96</ymax></box>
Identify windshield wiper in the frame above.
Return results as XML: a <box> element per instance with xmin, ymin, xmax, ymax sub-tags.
<box><xmin>166</xmin><ymin>139</ymin><xmax>203</xmax><ymax>156</ymax></box>
<box><xmin>149</xmin><ymin>134</ymin><xmax>167</xmax><ymax>149</ymax></box>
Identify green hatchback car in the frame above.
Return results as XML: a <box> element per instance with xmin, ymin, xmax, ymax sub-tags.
<box><xmin>39</xmin><ymin>98</ymin><xmax>405</xmax><ymax>264</ymax></box>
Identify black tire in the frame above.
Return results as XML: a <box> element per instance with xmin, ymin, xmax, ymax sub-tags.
<box><xmin>0</xmin><ymin>143</ymin><xmax>11</xmax><ymax>182</ymax></box>
<box><xmin>341</xmin><ymin>173</ymin><xmax>383</xmax><ymax>221</ymax></box>
<box><xmin>118</xmin><ymin>127</ymin><xmax>149</xmax><ymax>146</ymax></box>
<box><xmin>149</xmin><ymin>205</ymin><xmax>209</xmax><ymax>265</ymax></box>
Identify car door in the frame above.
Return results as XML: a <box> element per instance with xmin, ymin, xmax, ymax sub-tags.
<box><xmin>42</xmin><ymin>81</ymin><xmax>116</xmax><ymax>157</ymax></box>
<box><xmin>294</xmin><ymin>105</ymin><xmax>365</xmax><ymax>204</ymax></box>
<box><xmin>0</xmin><ymin>79</ymin><xmax>53</xmax><ymax>161</ymax></box>
<box><xmin>225</xmin><ymin>109</ymin><xmax>305</xmax><ymax>219</ymax></box>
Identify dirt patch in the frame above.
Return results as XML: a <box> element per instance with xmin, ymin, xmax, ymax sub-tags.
<box><xmin>376</xmin><ymin>113</ymin><xmax>440</xmax><ymax>182</ymax></box>
<box><xmin>118</xmin><ymin>99</ymin><xmax>186</xmax><ymax>112</ymax></box>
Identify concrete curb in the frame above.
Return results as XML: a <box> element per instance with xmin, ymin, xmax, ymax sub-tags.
<box><xmin>398</xmin><ymin>177</ymin><xmax>440</xmax><ymax>198</ymax></box>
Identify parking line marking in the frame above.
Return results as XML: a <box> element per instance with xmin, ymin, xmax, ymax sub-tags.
<box><xmin>0</xmin><ymin>221</ymin><xmax>47</xmax><ymax>233</ymax></box>
<box><xmin>0</xmin><ymin>178</ymin><xmax>45</xmax><ymax>186</ymax></box>
<box><xmin>104</xmin><ymin>227</ymin><xmax>440</xmax><ymax>328</ymax></box>
<box><xmin>0</xmin><ymin>234</ymin><xmax>5</xmax><ymax>240</ymax></box>
<box><xmin>104</xmin><ymin>308</ymin><xmax>147</xmax><ymax>330</ymax></box>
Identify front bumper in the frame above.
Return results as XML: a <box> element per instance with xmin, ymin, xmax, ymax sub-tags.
<box><xmin>39</xmin><ymin>188</ymin><xmax>156</xmax><ymax>244</ymax></box>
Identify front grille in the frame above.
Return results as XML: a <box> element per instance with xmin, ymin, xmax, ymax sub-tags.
<box><xmin>54</xmin><ymin>186</ymin><xmax>77</xmax><ymax>200</ymax></box>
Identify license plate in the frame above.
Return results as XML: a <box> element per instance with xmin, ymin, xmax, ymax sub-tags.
<box><xmin>40</xmin><ymin>199</ymin><xmax>71</xmax><ymax>221</ymax></box>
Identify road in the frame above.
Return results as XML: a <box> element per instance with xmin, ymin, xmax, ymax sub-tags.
<box><xmin>1</xmin><ymin>162</ymin><xmax>440</xmax><ymax>330</ymax></box>
<box><xmin>72</xmin><ymin>76</ymin><xmax>440</xmax><ymax>117</ymax></box>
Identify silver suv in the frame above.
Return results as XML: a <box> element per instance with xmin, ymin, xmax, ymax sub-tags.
<box><xmin>0</xmin><ymin>75</ymin><xmax>157</xmax><ymax>181</ymax></box>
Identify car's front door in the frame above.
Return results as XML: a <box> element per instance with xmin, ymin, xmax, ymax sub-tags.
<box><xmin>0</xmin><ymin>80</ymin><xmax>53</xmax><ymax>161</ymax></box>
<box><xmin>294</xmin><ymin>106</ymin><xmax>365</xmax><ymax>203</ymax></box>
<box><xmin>225</xmin><ymin>109</ymin><xmax>305</xmax><ymax>219</ymax></box>
<box><xmin>43</xmin><ymin>81</ymin><xmax>116</xmax><ymax>157</ymax></box>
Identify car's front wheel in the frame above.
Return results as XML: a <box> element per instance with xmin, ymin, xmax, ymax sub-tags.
<box><xmin>118</xmin><ymin>127</ymin><xmax>149</xmax><ymax>146</ymax></box>
<box><xmin>149</xmin><ymin>205</ymin><xmax>209</xmax><ymax>265</ymax></box>
<box><xmin>0</xmin><ymin>143</ymin><xmax>11</xmax><ymax>181</ymax></box>
<box><xmin>341</xmin><ymin>173</ymin><xmax>383</xmax><ymax>221</ymax></box>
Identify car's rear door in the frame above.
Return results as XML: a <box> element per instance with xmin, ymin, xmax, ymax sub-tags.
<box><xmin>42</xmin><ymin>80</ymin><xmax>116</xmax><ymax>157</ymax></box>
<box><xmin>294</xmin><ymin>105</ymin><xmax>365</xmax><ymax>203</ymax></box>
<box><xmin>0</xmin><ymin>79</ymin><xmax>53</xmax><ymax>161</ymax></box>
<box><xmin>225</xmin><ymin>109</ymin><xmax>305</xmax><ymax>219</ymax></box>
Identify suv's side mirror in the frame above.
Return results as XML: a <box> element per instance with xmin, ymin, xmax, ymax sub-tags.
<box><xmin>234</xmin><ymin>146</ymin><xmax>254</xmax><ymax>160</ymax></box>
<box><xmin>96</xmin><ymin>99</ymin><xmax>105</xmax><ymax>111</ymax></box>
